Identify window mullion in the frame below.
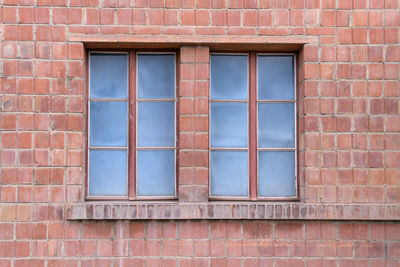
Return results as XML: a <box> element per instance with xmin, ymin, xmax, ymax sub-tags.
<box><xmin>249</xmin><ymin>52</ymin><xmax>258</xmax><ymax>200</ymax></box>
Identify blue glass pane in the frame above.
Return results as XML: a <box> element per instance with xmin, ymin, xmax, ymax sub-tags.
<box><xmin>258</xmin><ymin>103</ymin><xmax>295</xmax><ymax>148</ymax></box>
<box><xmin>258</xmin><ymin>151</ymin><xmax>296</xmax><ymax>197</ymax></box>
<box><xmin>258</xmin><ymin>55</ymin><xmax>294</xmax><ymax>100</ymax></box>
<box><xmin>90</xmin><ymin>101</ymin><xmax>127</xmax><ymax>147</ymax></box>
<box><xmin>138</xmin><ymin>54</ymin><xmax>175</xmax><ymax>99</ymax></box>
<box><xmin>211</xmin><ymin>55</ymin><xmax>248</xmax><ymax>100</ymax></box>
<box><xmin>137</xmin><ymin>150</ymin><xmax>175</xmax><ymax>196</ymax></box>
<box><xmin>89</xmin><ymin>149</ymin><xmax>127</xmax><ymax>196</ymax></box>
<box><xmin>90</xmin><ymin>53</ymin><xmax>128</xmax><ymax>99</ymax></box>
<box><xmin>138</xmin><ymin>102</ymin><xmax>175</xmax><ymax>147</ymax></box>
<box><xmin>210</xmin><ymin>151</ymin><xmax>248</xmax><ymax>197</ymax></box>
<box><xmin>211</xmin><ymin>102</ymin><xmax>248</xmax><ymax>148</ymax></box>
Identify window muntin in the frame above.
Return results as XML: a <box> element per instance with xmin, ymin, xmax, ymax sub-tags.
<box><xmin>87</xmin><ymin>52</ymin><xmax>177</xmax><ymax>199</ymax></box>
<box><xmin>209</xmin><ymin>53</ymin><xmax>297</xmax><ymax>200</ymax></box>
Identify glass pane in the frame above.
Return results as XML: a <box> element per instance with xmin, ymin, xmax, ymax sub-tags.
<box><xmin>258</xmin><ymin>151</ymin><xmax>296</xmax><ymax>197</ymax></box>
<box><xmin>137</xmin><ymin>54</ymin><xmax>175</xmax><ymax>99</ymax></box>
<box><xmin>90</xmin><ymin>53</ymin><xmax>128</xmax><ymax>99</ymax></box>
<box><xmin>258</xmin><ymin>55</ymin><xmax>294</xmax><ymax>100</ymax></box>
<box><xmin>137</xmin><ymin>150</ymin><xmax>175</xmax><ymax>196</ymax></box>
<box><xmin>89</xmin><ymin>149</ymin><xmax>127</xmax><ymax>196</ymax></box>
<box><xmin>90</xmin><ymin>101</ymin><xmax>127</xmax><ymax>147</ymax></box>
<box><xmin>211</xmin><ymin>102</ymin><xmax>247</xmax><ymax>148</ymax></box>
<box><xmin>211</xmin><ymin>54</ymin><xmax>248</xmax><ymax>100</ymax></box>
<box><xmin>258</xmin><ymin>103</ymin><xmax>295</xmax><ymax>148</ymax></box>
<box><xmin>137</xmin><ymin>102</ymin><xmax>175</xmax><ymax>147</ymax></box>
<box><xmin>210</xmin><ymin>151</ymin><xmax>248</xmax><ymax>197</ymax></box>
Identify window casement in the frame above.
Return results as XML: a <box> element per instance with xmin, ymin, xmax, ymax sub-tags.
<box><xmin>87</xmin><ymin>51</ymin><xmax>177</xmax><ymax>200</ymax></box>
<box><xmin>209</xmin><ymin>52</ymin><xmax>298</xmax><ymax>200</ymax></box>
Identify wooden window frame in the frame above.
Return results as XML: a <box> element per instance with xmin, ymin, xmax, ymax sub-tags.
<box><xmin>86</xmin><ymin>50</ymin><xmax>179</xmax><ymax>201</ymax></box>
<box><xmin>209</xmin><ymin>51</ymin><xmax>299</xmax><ymax>201</ymax></box>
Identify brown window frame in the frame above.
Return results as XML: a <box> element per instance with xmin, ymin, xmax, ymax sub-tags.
<box><xmin>85</xmin><ymin>50</ymin><xmax>179</xmax><ymax>201</ymax></box>
<box><xmin>208</xmin><ymin>51</ymin><xmax>299</xmax><ymax>201</ymax></box>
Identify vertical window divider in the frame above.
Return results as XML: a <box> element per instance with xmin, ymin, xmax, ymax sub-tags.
<box><xmin>249</xmin><ymin>52</ymin><xmax>257</xmax><ymax>200</ymax></box>
<box><xmin>128</xmin><ymin>51</ymin><xmax>136</xmax><ymax>200</ymax></box>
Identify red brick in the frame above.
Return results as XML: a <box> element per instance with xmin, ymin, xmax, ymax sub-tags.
<box><xmin>353</xmin><ymin>11</ymin><xmax>367</xmax><ymax>26</ymax></box>
<box><xmin>273</xmin><ymin>10</ymin><xmax>289</xmax><ymax>26</ymax></box>
<box><xmin>335</xmin><ymin>11</ymin><xmax>348</xmax><ymax>27</ymax></box>
<box><xmin>370</xmin><ymin>98</ymin><xmax>384</xmax><ymax>114</ymax></box>
<box><xmin>19</xmin><ymin>43</ymin><xmax>35</xmax><ymax>60</ymax></box>
<box><xmin>181</xmin><ymin>10</ymin><xmax>195</xmax><ymax>26</ymax></box>
<box><xmin>243</xmin><ymin>10</ymin><xmax>257</xmax><ymax>26</ymax></box>
<box><xmin>321</xmin><ymin>11</ymin><xmax>336</xmax><ymax>26</ymax></box>
<box><xmin>355</xmin><ymin>47</ymin><xmax>369</xmax><ymax>62</ymax></box>
<box><xmin>1</xmin><ymin>186</ymin><xmax>17</xmax><ymax>202</ymax></box>
<box><xmin>370</xmin><ymin>28</ymin><xmax>384</xmax><ymax>44</ymax></box>
<box><xmin>386</xmin><ymin>46</ymin><xmax>400</xmax><ymax>62</ymax></box>
<box><xmin>336</xmin><ymin>46</ymin><xmax>351</xmax><ymax>61</ymax></box>
<box><xmin>385</xmin><ymin>28</ymin><xmax>398</xmax><ymax>44</ymax></box>
<box><xmin>385</xmin><ymin>10</ymin><xmax>400</xmax><ymax>26</ymax></box>
<box><xmin>369</xmin><ymin>116</ymin><xmax>384</xmax><ymax>132</ymax></box>
<box><xmin>386</xmin><ymin>152</ymin><xmax>400</xmax><ymax>168</ymax></box>
<box><xmin>368</xmin><ymin>11</ymin><xmax>383</xmax><ymax>27</ymax></box>
<box><xmin>353</xmin><ymin>151</ymin><xmax>368</xmax><ymax>168</ymax></box>
<box><xmin>321</xmin><ymin>64</ymin><xmax>334</xmax><ymax>79</ymax></box>
<box><xmin>3</xmin><ymin>7</ymin><xmax>18</xmax><ymax>23</ymax></box>
<box><xmin>338</xmin><ymin>29</ymin><xmax>352</xmax><ymax>44</ymax></box>
<box><xmin>385</xmin><ymin>64</ymin><xmax>399</xmax><ymax>80</ymax></box>
<box><xmin>369</xmin><ymin>64</ymin><xmax>384</xmax><ymax>79</ymax></box>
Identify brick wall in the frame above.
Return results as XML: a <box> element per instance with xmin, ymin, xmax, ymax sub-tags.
<box><xmin>1</xmin><ymin>0</ymin><xmax>400</xmax><ymax>266</ymax></box>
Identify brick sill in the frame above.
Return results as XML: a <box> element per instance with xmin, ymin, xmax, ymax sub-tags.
<box><xmin>66</xmin><ymin>203</ymin><xmax>400</xmax><ymax>221</ymax></box>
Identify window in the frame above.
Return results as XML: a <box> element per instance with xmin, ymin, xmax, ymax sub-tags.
<box><xmin>87</xmin><ymin>49</ymin><xmax>297</xmax><ymax>202</ymax></box>
<box><xmin>209</xmin><ymin>53</ymin><xmax>297</xmax><ymax>200</ymax></box>
<box><xmin>88</xmin><ymin>52</ymin><xmax>177</xmax><ymax>199</ymax></box>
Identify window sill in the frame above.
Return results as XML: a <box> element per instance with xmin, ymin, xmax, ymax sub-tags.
<box><xmin>66</xmin><ymin>202</ymin><xmax>400</xmax><ymax>221</ymax></box>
